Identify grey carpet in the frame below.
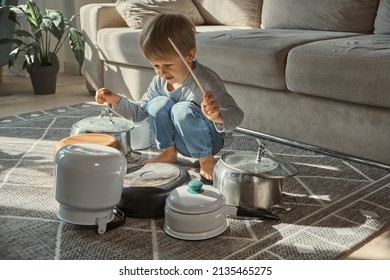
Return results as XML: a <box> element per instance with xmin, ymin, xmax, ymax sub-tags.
<box><xmin>0</xmin><ymin>103</ymin><xmax>389</xmax><ymax>260</ymax></box>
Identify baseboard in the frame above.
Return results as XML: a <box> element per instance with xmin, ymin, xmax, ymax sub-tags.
<box><xmin>236</xmin><ymin>127</ymin><xmax>390</xmax><ymax>171</ymax></box>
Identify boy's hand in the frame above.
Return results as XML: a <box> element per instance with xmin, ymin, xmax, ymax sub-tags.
<box><xmin>201</xmin><ymin>92</ymin><xmax>223</xmax><ymax>124</ymax></box>
<box><xmin>95</xmin><ymin>88</ymin><xmax>121</xmax><ymax>106</ymax></box>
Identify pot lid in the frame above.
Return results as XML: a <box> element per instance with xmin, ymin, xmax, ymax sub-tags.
<box><xmin>124</xmin><ymin>163</ymin><xmax>181</xmax><ymax>188</ymax></box>
<box><xmin>77</xmin><ymin>114</ymin><xmax>134</xmax><ymax>133</ymax></box>
<box><xmin>219</xmin><ymin>151</ymin><xmax>298</xmax><ymax>179</ymax></box>
<box><xmin>166</xmin><ymin>180</ymin><xmax>225</xmax><ymax>214</ymax></box>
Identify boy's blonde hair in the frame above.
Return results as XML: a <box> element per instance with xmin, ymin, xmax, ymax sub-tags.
<box><xmin>139</xmin><ymin>13</ymin><xmax>196</xmax><ymax>60</ymax></box>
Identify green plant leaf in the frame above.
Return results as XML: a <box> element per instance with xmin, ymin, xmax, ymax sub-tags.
<box><xmin>25</xmin><ymin>47</ymin><xmax>38</xmax><ymax>71</ymax></box>
<box><xmin>31</xmin><ymin>26</ymin><xmax>42</xmax><ymax>39</ymax></box>
<box><xmin>0</xmin><ymin>38</ymin><xmax>24</xmax><ymax>69</ymax></box>
<box><xmin>13</xmin><ymin>30</ymin><xmax>35</xmax><ymax>40</ymax></box>
<box><xmin>0</xmin><ymin>5</ymin><xmax>16</xmax><ymax>24</ymax></box>
<box><xmin>8</xmin><ymin>47</ymin><xmax>21</xmax><ymax>69</ymax></box>
<box><xmin>24</xmin><ymin>1</ymin><xmax>43</xmax><ymax>43</ymax></box>
<box><xmin>43</xmin><ymin>10</ymin><xmax>65</xmax><ymax>41</ymax></box>
<box><xmin>0</xmin><ymin>38</ymin><xmax>23</xmax><ymax>46</ymax></box>
<box><xmin>69</xmin><ymin>28</ymin><xmax>85</xmax><ymax>67</ymax></box>
<box><xmin>25</xmin><ymin>0</ymin><xmax>42</xmax><ymax>28</ymax></box>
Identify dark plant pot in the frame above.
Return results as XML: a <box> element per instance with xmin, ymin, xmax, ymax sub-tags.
<box><xmin>29</xmin><ymin>66</ymin><xmax>58</xmax><ymax>95</ymax></box>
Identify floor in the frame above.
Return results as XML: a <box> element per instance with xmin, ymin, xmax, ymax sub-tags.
<box><xmin>0</xmin><ymin>72</ymin><xmax>389</xmax><ymax>260</ymax></box>
<box><xmin>0</xmin><ymin>72</ymin><xmax>95</xmax><ymax>117</ymax></box>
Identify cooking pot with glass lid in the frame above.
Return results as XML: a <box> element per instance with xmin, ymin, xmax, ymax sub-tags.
<box><xmin>71</xmin><ymin>107</ymin><xmax>134</xmax><ymax>155</ymax></box>
<box><xmin>214</xmin><ymin>143</ymin><xmax>298</xmax><ymax>211</ymax></box>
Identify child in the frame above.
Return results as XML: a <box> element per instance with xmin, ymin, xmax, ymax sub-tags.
<box><xmin>95</xmin><ymin>13</ymin><xmax>243</xmax><ymax>183</ymax></box>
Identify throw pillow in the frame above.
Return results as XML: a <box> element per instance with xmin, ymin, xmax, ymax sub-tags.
<box><xmin>374</xmin><ymin>0</ymin><xmax>390</xmax><ymax>35</ymax></box>
<box><xmin>116</xmin><ymin>0</ymin><xmax>204</xmax><ymax>29</ymax></box>
<box><xmin>192</xmin><ymin>0</ymin><xmax>262</xmax><ymax>28</ymax></box>
<box><xmin>261</xmin><ymin>0</ymin><xmax>380</xmax><ymax>33</ymax></box>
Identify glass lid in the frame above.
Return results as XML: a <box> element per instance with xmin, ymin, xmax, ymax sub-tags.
<box><xmin>78</xmin><ymin>115</ymin><xmax>134</xmax><ymax>133</ymax></box>
<box><xmin>220</xmin><ymin>151</ymin><xmax>298</xmax><ymax>179</ymax></box>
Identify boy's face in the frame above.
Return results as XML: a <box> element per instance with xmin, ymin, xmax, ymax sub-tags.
<box><xmin>149</xmin><ymin>48</ymin><xmax>196</xmax><ymax>89</ymax></box>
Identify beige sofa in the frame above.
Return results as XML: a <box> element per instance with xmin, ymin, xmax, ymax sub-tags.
<box><xmin>80</xmin><ymin>0</ymin><xmax>390</xmax><ymax>165</ymax></box>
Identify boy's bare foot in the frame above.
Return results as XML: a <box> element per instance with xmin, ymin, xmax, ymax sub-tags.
<box><xmin>199</xmin><ymin>154</ymin><xmax>216</xmax><ymax>181</ymax></box>
<box><xmin>142</xmin><ymin>146</ymin><xmax>177</xmax><ymax>164</ymax></box>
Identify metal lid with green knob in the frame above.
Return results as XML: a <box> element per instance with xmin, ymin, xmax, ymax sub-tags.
<box><xmin>166</xmin><ymin>179</ymin><xmax>225</xmax><ymax>214</ymax></box>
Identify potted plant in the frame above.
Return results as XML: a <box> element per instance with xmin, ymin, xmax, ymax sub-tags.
<box><xmin>0</xmin><ymin>0</ymin><xmax>85</xmax><ymax>94</ymax></box>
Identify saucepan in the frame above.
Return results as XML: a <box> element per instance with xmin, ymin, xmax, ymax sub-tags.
<box><xmin>81</xmin><ymin>72</ymin><xmax>151</xmax><ymax>152</ymax></box>
<box><xmin>213</xmin><ymin>143</ymin><xmax>298</xmax><ymax>211</ymax></box>
<box><xmin>70</xmin><ymin>107</ymin><xmax>135</xmax><ymax>155</ymax></box>
<box><xmin>163</xmin><ymin>180</ymin><xmax>279</xmax><ymax>240</ymax></box>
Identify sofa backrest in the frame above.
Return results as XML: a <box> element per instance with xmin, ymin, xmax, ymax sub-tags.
<box><xmin>374</xmin><ymin>0</ymin><xmax>390</xmax><ymax>34</ymax></box>
<box><xmin>261</xmin><ymin>0</ymin><xmax>380</xmax><ymax>33</ymax></box>
<box><xmin>115</xmin><ymin>0</ymin><xmax>264</xmax><ymax>29</ymax></box>
<box><xmin>114</xmin><ymin>0</ymin><xmax>390</xmax><ymax>34</ymax></box>
<box><xmin>192</xmin><ymin>0</ymin><xmax>263</xmax><ymax>28</ymax></box>
<box><xmin>116</xmin><ymin>0</ymin><xmax>204</xmax><ymax>29</ymax></box>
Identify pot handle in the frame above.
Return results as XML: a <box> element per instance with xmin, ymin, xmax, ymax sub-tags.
<box><xmin>268</xmin><ymin>193</ymin><xmax>296</xmax><ymax>213</ymax></box>
<box><xmin>255</xmin><ymin>142</ymin><xmax>266</xmax><ymax>163</ymax></box>
<box><xmin>235</xmin><ymin>206</ymin><xmax>280</xmax><ymax>220</ymax></box>
<box><xmin>268</xmin><ymin>204</ymin><xmax>292</xmax><ymax>212</ymax></box>
<box><xmin>99</xmin><ymin>107</ymin><xmax>114</xmax><ymax>123</ymax></box>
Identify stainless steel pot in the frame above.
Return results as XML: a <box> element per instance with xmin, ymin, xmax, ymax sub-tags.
<box><xmin>213</xmin><ymin>146</ymin><xmax>298</xmax><ymax>211</ymax></box>
<box><xmin>70</xmin><ymin>108</ymin><xmax>134</xmax><ymax>155</ymax></box>
<box><xmin>163</xmin><ymin>180</ymin><xmax>279</xmax><ymax>240</ymax></box>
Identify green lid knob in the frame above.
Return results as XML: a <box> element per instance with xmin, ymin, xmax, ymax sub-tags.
<box><xmin>187</xmin><ymin>180</ymin><xmax>204</xmax><ymax>194</ymax></box>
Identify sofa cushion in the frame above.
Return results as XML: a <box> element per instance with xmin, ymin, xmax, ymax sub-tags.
<box><xmin>195</xmin><ymin>29</ymin><xmax>359</xmax><ymax>90</ymax></box>
<box><xmin>374</xmin><ymin>0</ymin><xmax>390</xmax><ymax>35</ymax></box>
<box><xmin>261</xmin><ymin>0</ymin><xmax>380</xmax><ymax>33</ymax></box>
<box><xmin>115</xmin><ymin>0</ymin><xmax>204</xmax><ymax>29</ymax></box>
<box><xmin>286</xmin><ymin>35</ymin><xmax>390</xmax><ymax>109</ymax></box>
<box><xmin>192</xmin><ymin>0</ymin><xmax>262</xmax><ymax>28</ymax></box>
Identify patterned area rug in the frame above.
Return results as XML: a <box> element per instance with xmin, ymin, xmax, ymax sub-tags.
<box><xmin>0</xmin><ymin>103</ymin><xmax>389</xmax><ymax>260</ymax></box>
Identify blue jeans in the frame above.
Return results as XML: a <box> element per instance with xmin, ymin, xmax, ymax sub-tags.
<box><xmin>146</xmin><ymin>96</ymin><xmax>224</xmax><ymax>159</ymax></box>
